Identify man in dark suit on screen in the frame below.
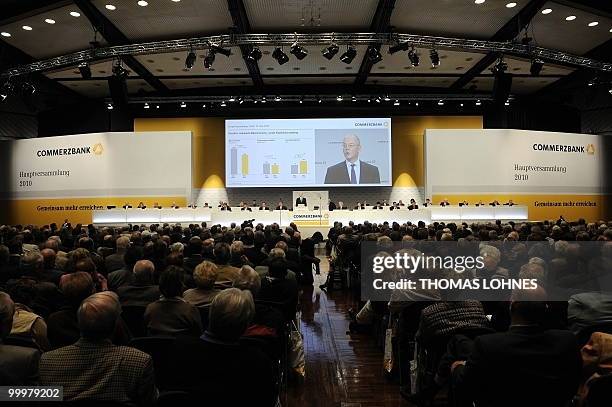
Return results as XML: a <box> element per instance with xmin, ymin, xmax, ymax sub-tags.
<box><xmin>295</xmin><ymin>194</ymin><xmax>307</xmax><ymax>206</ymax></box>
<box><xmin>324</xmin><ymin>135</ymin><xmax>380</xmax><ymax>184</ymax></box>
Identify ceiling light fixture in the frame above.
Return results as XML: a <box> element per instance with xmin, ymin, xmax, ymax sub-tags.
<box><xmin>474</xmin><ymin>0</ymin><xmax>485</xmax><ymax>4</ymax></box>
<box><xmin>1</xmin><ymin>32</ymin><xmax>11</xmax><ymax>37</ymax></box>
<box><xmin>530</xmin><ymin>59</ymin><xmax>544</xmax><ymax>76</ymax></box>
<box><xmin>144</xmin><ymin>103</ymin><xmax>150</xmax><ymax>109</ymax></box>
<box><xmin>299</xmin><ymin>96</ymin><xmax>304</xmax><ymax>104</ymax></box>
<box><xmin>180</xmin><ymin>101</ymin><xmax>187</xmax><ymax>108</ymax></box>
<box><xmin>78</xmin><ymin>62</ymin><xmax>92</xmax><ymax>80</ymax></box>
<box><xmin>506</xmin><ymin>2</ymin><xmax>517</xmax><ymax>8</ymax></box>
<box><xmin>107</xmin><ymin>103</ymin><xmax>113</xmax><ymax>110</ymax></box>
<box><xmin>393</xmin><ymin>100</ymin><xmax>400</xmax><ymax>106</ymax></box>
<box><xmin>541</xmin><ymin>8</ymin><xmax>552</xmax><ymax>14</ymax></box>
<box><xmin>322</xmin><ymin>43</ymin><xmax>339</xmax><ymax>60</ymax></box>
<box><xmin>588</xmin><ymin>21</ymin><xmax>599</xmax><ymax>27</ymax></box>
<box><xmin>220</xmin><ymin>101</ymin><xmax>227</xmax><ymax>107</ymax></box>
<box><xmin>105</xmin><ymin>4</ymin><xmax>116</xmax><ymax>10</ymax></box>
<box><xmin>22</xmin><ymin>26</ymin><xmax>33</xmax><ymax>31</ymax></box>
<box><xmin>137</xmin><ymin>1</ymin><xmax>148</xmax><ymax>7</ymax></box>
<box><xmin>351</xmin><ymin>95</ymin><xmax>357</xmax><ymax>102</ymax></box>
<box><xmin>184</xmin><ymin>50</ymin><xmax>197</xmax><ymax>70</ymax></box>
<box><xmin>339</xmin><ymin>45</ymin><xmax>357</xmax><ymax>64</ymax></box>
<box><xmin>430</xmin><ymin>49</ymin><xmax>440</xmax><ymax>67</ymax></box>
<box><xmin>70</xmin><ymin>11</ymin><xmax>81</xmax><ymax>17</ymax></box>
<box><xmin>438</xmin><ymin>99</ymin><xmax>444</xmax><ymax>106</ymax></box>
<box><xmin>565</xmin><ymin>15</ymin><xmax>576</xmax><ymax>21</ymax></box>
<box><xmin>336</xmin><ymin>95</ymin><xmax>343</xmax><ymax>101</ymax></box>
<box><xmin>290</xmin><ymin>41</ymin><xmax>309</xmax><ymax>60</ymax></box>
<box><xmin>247</xmin><ymin>46</ymin><xmax>262</xmax><ymax>61</ymax></box>
<box><xmin>476</xmin><ymin>99</ymin><xmax>482</xmax><ymax>106</ymax></box>
<box><xmin>274</xmin><ymin>95</ymin><xmax>281</xmax><ymax>101</ymax></box>
<box><xmin>408</xmin><ymin>46</ymin><xmax>420</xmax><ymax>67</ymax></box>
<box><xmin>272</xmin><ymin>47</ymin><xmax>289</xmax><ymax>65</ymax></box>
<box><xmin>367</xmin><ymin>46</ymin><xmax>383</xmax><ymax>64</ymax></box>
<box><xmin>45</xmin><ymin>19</ymin><xmax>56</xmax><ymax>24</ymax></box>
<box><xmin>229</xmin><ymin>96</ymin><xmax>236</xmax><ymax>102</ymax></box>
<box><xmin>209</xmin><ymin>43</ymin><xmax>231</xmax><ymax>57</ymax></box>
<box><xmin>388</xmin><ymin>41</ymin><xmax>410</xmax><ymax>54</ymax></box>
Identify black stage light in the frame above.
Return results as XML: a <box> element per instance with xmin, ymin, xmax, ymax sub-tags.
<box><xmin>112</xmin><ymin>62</ymin><xmax>129</xmax><ymax>79</ymax></box>
<box><xmin>290</xmin><ymin>42</ymin><xmax>308</xmax><ymax>60</ymax></box>
<box><xmin>204</xmin><ymin>50</ymin><xmax>216</xmax><ymax>70</ymax></box>
<box><xmin>322</xmin><ymin>43</ymin><xmax>339</xmax><ymax>60</ymax></box>
<box><xmin>430</xmin><ymin>49</ymin><xmax>440</xmax><ymax>68</ymax></box>
<box><xmin>184</xmin><ymin>50</ymin><xmax>197</xmax><ymax>70</ymax></box>
<box><xmin>408</xmin><ymin>47</ymin><xmax>420</xmax><ymax>67</ymax></box>
<box><xmin>491</xmin><ymin>57</ymin><xmax>508</xmax><ymax>75</ymax></box>
<box><xmin>389</xmin><ymin>42</ymin><xmax>409</xmax><ymax>54</ymax></box>
<box><xmin>78</xmin><ymin>62</ymin><xmax>92</xmax><ymax>79</ymax></box>
<box><xmin>247</xmin><ymin>46</ymin><xmax>262</xmax><ymax>61</ymax></box>
<box><xmin>340</xmin><ymin>45</ymin><xmax>357</xmax><ymax>64</ymax></box>
<box><xmin>367</xmin><ymin>46</ymin><xmax>383</xmax><ymax>64</ymax></box>
<box><xmin>272</xmin><ymin>47</ymin><xmax>289</xmax><ymax>65</ymax></box>
<box><xmin>530</xmin><ymin>59</ymin><xmax>544</xmax><ymax>76</ymax></box>
<box><xmin>209</xmin><ymin>43</ymin><xmax>231</xmax><ymax>57</ymax></box>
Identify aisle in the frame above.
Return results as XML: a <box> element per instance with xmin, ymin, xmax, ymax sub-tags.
<box><xmin>288</xmin><ymin>259</ymin><xmax>413</xmax><ymax>407</ymax></box>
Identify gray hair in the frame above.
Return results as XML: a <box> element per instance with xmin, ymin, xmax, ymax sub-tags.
<box><xmin>208</xmin><ymin>288</ymin><xmax>255</xmax><ymax>341</ymax></box>
<box><xmin>480</xmin><ymin>245</ymin><xmax>501</xmax><ymax>263</ymax></box>
<box><xmin>77</xmin><ymin>291</ymin><xmax>121</xmax><ymax>339</ymax></box>
<box><xmin>233</xmin><ymin>265</ymin><xmax>261</xmax><ymax>297</ymax></box>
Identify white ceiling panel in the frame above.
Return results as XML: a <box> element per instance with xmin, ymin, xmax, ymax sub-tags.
<box><xmin>391</xmin><ymin>0</ymin><xmax>521</xmax><ymax>39</ymax></box>
<box><xmin>91</xmin><ymin>0</ymin><xmax>232</xmax><ymax>42</ymax></box>
<box><xmin>134</xmin><ymin>50</ymin><xmax>249</xmax><ymax>76</ymax></box>
<box><xmin>528</xmin><ymin>1</ymin><xmax>612</xmax><ymax>55</ymax></box>
<box><xmin>245</xmin><ymin>0</ymin><xmax>378</xmax><ymax>31</ymax></box>
<box><xmin>162</xmin><ymin>77</ymin><xmax>252</xmax><ymax>89</ymax></box>
<box><xmin>258</xmin><ymin>45</ymin><xmax>368</xmax><ymax>75</ymax></box>
<box><xmin>0</xmin><ymin>4</ymin><xmax>106</xmax><ymax>59</ymax></box>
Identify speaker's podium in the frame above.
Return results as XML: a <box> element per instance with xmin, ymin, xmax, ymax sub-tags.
<box><xmin>294</xmin><ymin>204</ymin><xmax>309</xmax><ymax>211</ymax></box>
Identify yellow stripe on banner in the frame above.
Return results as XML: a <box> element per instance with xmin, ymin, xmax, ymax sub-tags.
<box><xmin>432</xmin><ymin>194</ymin><xmax>610</xmax><ymax>222</ymax></box>
<box><xmin>0</xmin><ymin>197</ymin><xmax>187</xmax><ymax>226</ymax></box>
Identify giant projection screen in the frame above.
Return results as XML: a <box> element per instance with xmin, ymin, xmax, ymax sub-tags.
<box><xmin>225</xmin><ymin>118</ymin><xmax>392</xmax><ymax>187</ymax></box>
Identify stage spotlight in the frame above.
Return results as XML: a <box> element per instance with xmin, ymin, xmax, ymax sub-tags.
<box><xmin>203</xmin><ymin>50</ymin><xmax>216</xmax><ymax>70</ymax></box>
<box><xmin>274</xmin><ymin>95</ymin><xmax>282</xmax><ymax>101</ymax></box>
<box><xmin>367</xmin><ymin>46</ymin><xmax>383</xmax><ymax>64</ymax></box>
<box><xmin>184</xmin><ymin>50</ymin><xmax>197</xmax><ymax>70</ymax></box>
<box><xmin>475</xmin><ymin>99</ymin><xmax>482</xmax><ymax>106</ymax></box>
<box><xmin>322</xmin><ymin>43</ymin><xmax>339</xmax><ymax>60</ymax></box>
<box><xmin>209</xmin><ymin>43</ymin><xmax>231</xmax><ymax>57</ymax></box>
<box><xmin>247</xmin><ymin>46</ymin><xmax>262</xmax><ymax>61</ymax></box>
<box><xmin>272</xmin><ymin>47</ymin><xmax>289</xmax><ymax>65</ymax></box>
<box><xmin>608</xmin><ymin>85</ymin><xmax>612</xmax><ymax>95</ymax></box>
<box><xmin>430</xmin><ymin>49</ymin><xmax>440</xmax><ymax>68</ymax></box>
<box><xmin>530</xmin><ymin>59</ymin><xmax>544</xmax><ymax>76</ymax></box>
<box><xmin>351</xmin><ymin>95</ymin><xmax>357</xmax><ymax>102</ymax></box>
<box><xmin>389</xmin><ymin>42</ymin><xmax>409</xmax><ymax>54</ymax></box>
<box><xmin>336</xmin><ymin>95</ymin><xmax>343</xmax><ymax>101</ymax></box>
<box><xmin>112</xmin><ymin>61</ymin><xmax>129</xmax><ymax>79</ymax></box>
<box><xmin>106</xmin><ymin>103</ymin><xmax>113</xmax><ymax>110</ymax></box>
<box><xmin>393</xmin><ymin>99</ymin><xmax>400</xmax><ymax>106</ymax></box>
<box><xmin>491</xmin><ymin>57</ymin><xmax>508</xmax><ymax>75</ymax></box>
<box><xmin>238</xmin><ymin>97</ymin><xmax>244</xmax><ymax>104</ymax></box>
<box><xmin>299</xmin><ymin>96</ymin><xmax>304</xmax><ymax>104</ymax></box>
<box><xmin>144</xmin><ymin>103</ymin><xmax>150</xmax><ymax>109</ymax></box>
<box><xmin>340</xmin><ymin>45</ymin><xmax>357</xmax><ymax>64</ymax></box>
<box><xmin>290</xmin><ymin>42</ymin><xmax>308</xmax><ymax>60</ymax></box>
<box><xmin>408</xmin><ymin>47</ymin><xmax>420</xmax><ymax>67</ymax></box>
<box><xmin>384</xmin><ymin>94</ymin><xmax>391</xmax><ymax>101</ymax></box>
<box><xmin>78</xmin><ymin>62</ymin><xmax>92</xmax><ymax>79</ymax></box>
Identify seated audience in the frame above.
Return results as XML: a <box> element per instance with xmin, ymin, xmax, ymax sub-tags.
<box><xmin>0</xmin><ymin>292</ymin><xmax>40</xmax><ymax>385</ymax></box>
<box><xmin>259</xmin><ymin>257</ymin><xmax>298</xmax><ymax>320</ymax></box>
<box><xmin>213</xmin><ymin>242</ymin><xmax>241</xmax><ymax>287</ymax></box>
<box><xmin>183</xmin><ymin>261</ymin><xmax>221</xmax><ymax>306</ymax></box>
<box><xmin>105</xmin><ymin>235</ymin><xmax>129</xmax><ymax>273</ymax></box>
<box><xmin>107</xmin><ymin>245</ymin><xmax>143</xmax><ymax>291</ymax></box>
<box><xmin>169</xmin><ymin>288</ymin><xmax>275</xmax><ymax>406</ymax></box>
<box><xmin>116</xmin><ymin>260</ymin><xmax>160</xmax><ymax>307</ymax></box>
<box><xmin>40</xmin><ymin>291</ymin><xmax>158</xmax><ymax>404</ymax></box>
<box><xmin>8</xmin><ymin>279</ymin><xmax>50</xmax><ymax>350</ymax></box>
<box><xmin>504</xmin><ymin>199</ymin><xmax>516</xmax><ymax>206</ymax></box>
<box><xmin>489</xmin><ymin>200</ymin><xmax>500</xmax><ymax>206</ymax></box>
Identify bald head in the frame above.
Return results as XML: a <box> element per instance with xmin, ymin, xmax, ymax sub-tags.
<box><xmin>0</xmin><ymin>292</ymin><xmax>15</xmax><ymax>339</ymax></box>
<box><xmin>133</xmin><ymin>259</ymin><xmax>155</xmax><ymax>285</ymax></box>
<box><xmin>77</xmin><ymin>291</ymin><xmax>121</xmax><ymax>340</ymax></box>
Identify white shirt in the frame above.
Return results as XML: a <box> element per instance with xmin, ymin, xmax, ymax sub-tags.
<box><xmin>345</xmin><ymin>160</ymin><xmax>361</xmax><ymax>183</ymax></box>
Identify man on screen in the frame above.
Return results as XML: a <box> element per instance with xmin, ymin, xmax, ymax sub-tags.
<box><xmin>296</xmin><ymin>193</ymin><xmax>307</xmax><ymax>206</ymax></box>
<box><xmin>324</xmin><ymin>135</ymin><xmax>380</xmax><ymax>184</ymax></box>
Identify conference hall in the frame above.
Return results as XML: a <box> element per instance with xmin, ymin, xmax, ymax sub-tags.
<box><xmin>1</xmin><ymin>0</ymin><xmax>612</xmax><ymax>406</ymax></box>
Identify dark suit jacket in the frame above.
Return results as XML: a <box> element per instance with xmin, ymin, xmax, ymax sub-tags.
<box><xmin>296</xmin><ymin>197</ymin><xmax>307</xmax><ymax>206</ymax></box>
<box><xmin>0</xmin><ymin>344</ymin><xmax>40</xmax><ymax>385</ymax></box>
<box><xmin>275</xmin><ymin>205</ymin><xmax>288</xmax><ymax>210</ymax></box>
<box><xmin>328</xmin><ymin>202</ymin><xmax>337</xmax><ymax>211</ymax></box>
<box><xmin>104</xmin><ymin>253</ymin><xmax>126</xmax><ymax>273</ymax></box>
<box><xmin>324</xmin><ymin>160</ymin><xmax>380</xmax><ymax>184</ymax></box>
<box><xmin>452</xmin><ymin>326</ymin><xmax>582</xmax><ymax>407</ymax></box>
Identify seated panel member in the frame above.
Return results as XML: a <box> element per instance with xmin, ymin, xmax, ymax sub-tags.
<box><xmin>122</xmin><ymin>202</ymin><xmax>132</xmax><ymax>209</ymax></box>
<box><xmin>153</xmin><ymin>202</ymin><xmax>162</xmax><ymax>209</ymax></box>
<box><xmin>259</xmin><ymin>201</ymin><xmax>269</xmax><ymax>211</ymax></box>
<box><xmin>188</xmin><ymin>202</ymin><xmax>197</xmax><ymax>208</ymax></box>
<box><xmin>275</xmin><ymin>200</ymin><xmax>288</xmax><ymax>210</ymax></box>
<box><xmin>324</xmin><ymin>135</ymin><xmax>381</xmax><ymax>184</ymax></box>
<box><xmin>440</xmin><ymin>198</ymin><xmax>451</xmax><ymax>207</ymax></box>
<box><xmin>171</xmin><ymin>202</ymin><xmax>180</xmax><ymax>209</ymax></box>
<box><xmin>137</xmin><ymin>202</ymin><xmax>147</xmax><ymax>209</ymax></box>
<box><xmin>203</xmin><ymin>202</ymin><xmax>210</xmax><ymax>208</ymax></box>
<box><xmin>390</xmin><ymin>202</ymin><xmax>400</xmax><ymax>211</ymax></box>
<box><xmin>328</xmin><ymin>200</ymin><xmax>337</xmax><ymax>211</ymax></box>
<box><xmin>398</xmin><ymin>200</ymin><xmax>405</xmax><ymax>206</ymax></box>
<box><xmin>504</xmin><ymin>199</ymin><xmax>516</xmax><ymax>206</ymax></box>
<box><xmin>241</xmin><ymin>203</ymin><xmax>252</xmax><ymax>212</ymax></box>
<box><xmin>423</xmin><ymin>198</ymin><xmax>432</xmax><ymax>207</ymax></box>
<box><xmin>475</xmin><ymin>200</ymin><xmax>485</xmax><ymax>207</ymax></box>
<box><xmin>372</xmin><ymin>201</ymin><xmax>384</xmax><ymax>210</ymax></box>
<box><xmin>220</xmin><ymin>202</ymin><xmax>231</xmax><ymax>211</ymax></box>
<box><xmin>354</xmin><ymin>201</ymin><xmax>365</xmax><ymax>210</ymax></box>
<box><xmin>459</xmin><ymin>200</ymin><xmax>469</xmax><ymax>207</ymax></box>
<box><xmin>337</xmin><ymin>201</ymin><xmax>347</xmax><ymax>210</ymax></box>
<box><xmin>489</xmin><ymin>200</ymin><xmax>500</xmax><ymax>207</ymax></box>
<box><xmin>251</xmin><ymin>199</ymin><xmax>258</xmax><ymax>208</ymax></box>
<box><xmin>408</xmin><ymin>199</ymin><xmax>418</xmax><ymax>210</ymax></box>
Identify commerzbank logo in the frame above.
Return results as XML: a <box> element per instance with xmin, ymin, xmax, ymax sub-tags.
<box><xmin>36</xmin><ymin>142</ymin><xmax>104</xmax><ymax>157</ymax></box>
<box><xmin>586</xmin><ymin>143</ymin><xmax>595</xmax><ymax>155</ymax></box>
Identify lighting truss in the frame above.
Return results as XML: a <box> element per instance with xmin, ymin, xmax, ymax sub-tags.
<box><xmin>2</xmin><ymin>32</ymin><xmax>611</xmax><ymax>78</ymax></box>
